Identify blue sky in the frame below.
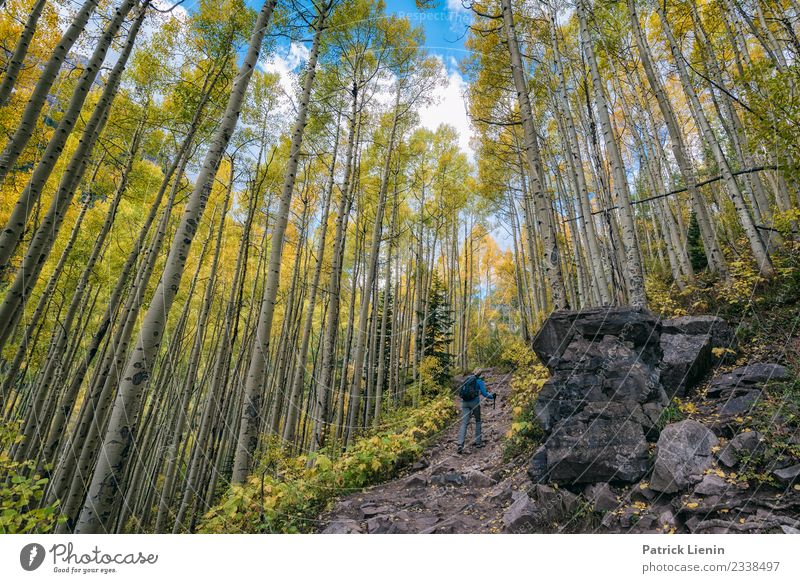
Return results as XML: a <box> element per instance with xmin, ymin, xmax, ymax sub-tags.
<box><xmin>383</xmin><ymin>0</ymin><xmax>471</xmax><ymax>67</ymax></box>
<box><xmin>238</xmin><ymin>0</ymin><xmax>475</xmax><ymax>155</ymax></box>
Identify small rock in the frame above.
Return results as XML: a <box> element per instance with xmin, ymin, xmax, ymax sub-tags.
<box><xmin>773</xmin><ymin>464</ymin><xmax>800</xmax><ymax>485</ymax></box>
<box><xmin>486</xmin><ymin>484</ymin><xmax>514</xmax><ymax>505</ymax></box>
<box><xmin>404</xmin><ymin>475</ymin><xmax>427</xmax><ymax>488</ymax></box>
<box><xmin>429</xmin><ymin>472</ymin><xmax>464</xmax><ymax>486</ymax></box>
<box><xmin>658</xmin><ymin>509</ymin><xmax>677</xmax><ymax>530</ymax></box>
<box><xmin>629</xmin><ymin>483</ymin><xmax>657</xmax><ymax>503</ymax></box>
<box><xmin>708</xmin><ymin>363</ymin><xmax>789</xmax><ymax>398</ymax></box>
<box><xmin>716</xmin><ymin>444</ymin><xmax>739</xmax><ymax>468</ymax></box>
<box><xmin>502</xmin><ymin>493</ymin><xmax>541</xmax><ymax>533</ymax></box>
<box><xmin>730</xmin><ymin>431</ymin><xmax>765</xmax><ymax>456</ymax></box>
<box><xmin>650</xmin><ymin>420</ymin><xmax>718</xmax><ymax>493</ymax></box>
<box><xmin>584</xmin><ymin>482</ymin><xmax>618</xmax><ymax>513</ymax></box>
<box><xmin>693</xmin><ymin>474</ymin><xmax>729</xmax><ymax>497</ymax></box>
<box><xmin>463</xmin><ymin>469</ymin><xmax>495</xmax><ymax>488</ymax></box>
<box><xmin>366</xmin><ymin>515</ymin><xmax>391</xmax><ymax>533</ymax></box>
<box><xmin>321</xmin><ymin>520</ymin><xmax>362</xmax><ymax>534</ymax></box>
<box><xmin>359</xmin><ymin>504</ymin><xmax>391</xmax><ymax>518</ymax></box>
<box><xmin>718</xmin><ymin>391</ymin><xmax>761</xmax><ymax>417</ymax></box>
<box><xmin>781</xmin><ymin>525</ymin><xmax>800</xmax><ymax>534</ymax></box>
<box><xmin>411</xmin><ymin>459</ymin><xmax>429</xmax><ymax>471</ymax></box>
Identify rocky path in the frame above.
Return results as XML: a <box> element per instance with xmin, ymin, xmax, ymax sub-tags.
<box><xmin>319</xmin><ymin>370</ymin><xmax>530</xmax><ymax>533</ymax></box>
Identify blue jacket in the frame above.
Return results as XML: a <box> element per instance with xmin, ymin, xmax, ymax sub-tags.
<box><xmin>476</xmin><ymin>378</ymin><xmax>492</xmax><ymax>399</ymax></box>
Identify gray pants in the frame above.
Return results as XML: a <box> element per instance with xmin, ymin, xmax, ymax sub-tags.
<box><xmin>457</xmin><ymin>398</ymin><xmax>482</xmax><ymax>447</ymax></box>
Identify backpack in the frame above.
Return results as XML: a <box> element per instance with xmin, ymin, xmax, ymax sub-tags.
<box><xmin>458</xmin><ymin>375</ymin><xmax>479</xmax><ymax>401</ymax></box>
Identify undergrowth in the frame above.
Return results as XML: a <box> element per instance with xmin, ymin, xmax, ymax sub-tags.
<box><xmin>499</xmin><ymin>338</ymin><xmax>548</xmax><ymax>461</ymax></box>
<box><xmin>0</xmin><ymin>421</ymin><xmax>63</xmax><ymax>533</ymax></box>
<box><xmin>200</xmin><ymin>392</ymin><xmax>454</xmax><ymax>533</ymax></box>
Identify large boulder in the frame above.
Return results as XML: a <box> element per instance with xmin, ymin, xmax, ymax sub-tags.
<box><xmin>532</xmin><ymin>306</ymin><xmax>660</xmax><ymax>365</ymax></box>
<box><xmin>532</xmin><ymin>308</ymin><xmax>669</xmax><ymax>486</ymax></box>
<box><xmin>543</xmin><ymin>402</ymin><xmax>650</xmax><ymax>484</ymax></box>
<box><xmin>650</xmin><ymin>420</ymin><xmax>718</xmax><ymax>493</ymax></box>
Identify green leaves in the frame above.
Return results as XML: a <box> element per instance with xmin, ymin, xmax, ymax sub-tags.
<box><xmin>0</xmin><ymin>421</ymin><xmax>62</xmax><ymax>534</ymax></box>
<box><xmin>200</xmin><ymin>394</ymin><xmax>453</xmax><ymax>533</ymax></box>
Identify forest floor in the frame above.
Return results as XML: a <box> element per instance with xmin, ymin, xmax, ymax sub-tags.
<box><xmin>318</xmin><ymin>369</ymin><xmax>531</xmax><ymax>533</ymax></box>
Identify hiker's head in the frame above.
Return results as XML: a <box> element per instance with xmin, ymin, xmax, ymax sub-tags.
<box><xmin>472</xmin><ymin>368</ymin><xmax>484</xmax><ymax>378</ymax></box>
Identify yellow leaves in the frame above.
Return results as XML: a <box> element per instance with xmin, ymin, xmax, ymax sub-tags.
<box><xmin>685</xmin><ymin>502</ymin><xmax>699</xmax><ymax>509</ymax></box>
<box><xmin>633</xmin><ymin>501</ymin><xmax>648</xmax><ymax>510</ymax></box>
<box><xmin>794</xmin><ymin>485</ymin><xmax>800</xmax><ymax>491</ymax></box>
<box><xmin>712</xmin><ymin>347</ymin><xmax>735</xmax><ymax>358</ymax></box>
<box><xmin>639</xmin><ymin>481</ymin><xmax>650</xmax><ymax>490</ymax></box>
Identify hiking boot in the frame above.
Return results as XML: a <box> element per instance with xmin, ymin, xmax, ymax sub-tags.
<box><xmin>456</xmin><ymin>445</ymin><xmax>464</xmax><ymax>454</ymax></box>
<box><xmin>473</xmin><ymin>442</ymin><xmax>484</xmax><ymax>449</ymax></box>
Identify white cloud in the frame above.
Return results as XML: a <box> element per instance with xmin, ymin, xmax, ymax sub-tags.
<box><xmin>258</xmin><ymin>42</ymin><xmax>310</xmax><ymax>107</ymax></box>
<box><xmin>446</xmin><ymin>0</ymin><xmax>469</xmax><ymax>14</ymax></box>
<box><xmin>417</xmin><ymin>60</ymin><xmax>473</xmax><ymax>159</ymax></box>
<box><xmin>445</xmin><ymin>0</ymin><xmax>472</xmax><ymax>33</ymax></box>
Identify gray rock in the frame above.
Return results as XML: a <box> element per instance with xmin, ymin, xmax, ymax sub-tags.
<box><xmin>502</xmin><ymin>493</ymin><xmax>541</xmax><ymax>533</ymax></box>
<box><xmin>532</xmin><ymin>306</ymin><xmax>660</xmax><ymax>365</ymax></box>
<box><xmin>527</xmin><ymin>445</ymin><xmax>548</xmax><ymax>483</ymax></box>
<box><xmin>694</xmin><ymin>474</ymin><xmax>729</xmax><ymax>497</ymax></box>
<box><xmin>773</xmin><ymin>464</ymin><xmax>800</xmax><ymax>484</ymax></box>
<box><xmin>366</xmin><ymin>515</ymin><xmax>392</xmax><ymax>533</ymax></box>
<box><xmin>545</xmin><ymin>402</ymin><xmax>650</xmax><ymax>484</ymax></box>
<box><xmin>321</xmin><ymin>519</ymin><xmax>363</xmax><ymax>534</ymax></box>
<box><xmin>708</xmin><ymin>363</ymin><xmax>789</xmax><ymax>398</ymax></box>
<box><xmin>529</xmin><ymin>484</ymin><xmax>579</xmax><ymax>522</ymax></box>
<box><xmin>463</xmin><ymin>469</ymin><xmax>495</xmax><ymax>488</ymax></box>
<box><xmin>404</xmin><ymin>475</ymin><xmax>428</xmax><ymax>488</ymax></box>
<box><xmin>629</xmin><ymin>483</ymin><xmax>657</xmax><ymax>503</ymax></box>
<box><xmin>718</xmin><ymin>390</ymin><xmax>761</xmax><ymax>417</ymax></box>
<box><xmin>781</xmin><ymin>525</ymin><xmax>800</xmax><ymax>534</ymax></box>
<box><xmin>650</xmin><ymin>420</ymin><xmax>718</xmax><ymax>493</ymax></box>
<box><xmin>359</xmin><ymin>504</ymin><xmax>391</xmax><ymax>518</ymax></box>
<box><xmin>658</xmin><ymin>509</ymin><xmax>677</xmax><ymax>530</ymax></box>
<box><xmin>429</xmin><ymin>471</ymin><xmax>464</xmax><ymax>486</ymax></box>
<box><xmin>584</xmin><ymin>482</ymin><xmax>618</xmax><ymax>513</ymax></box>
<box><xmin>716</xmin><ymin>444</ymin><xmax>740</xmax><ymax>468</ymax></box>
<box><xmin>411</xmin><ymin>458</ymin><xmax>429</xmax><ymax>471</ymax></box>
<box><xmin>659</xmin><ymin>332</ymin><xmax>712</xmax><ymax>397</ymax></box>
<box><xmin>730</xmin><ymin>431</ymin><xmax>765</xmax><ymax>456</ymax></box>
<box><xmin>486</xmin><ymin>484</ymin><xmax>515</xmax><ymax>505</ymax></box>
<box><xmin>662</xmin><ymin>315</ymin><xmax>736</xmax><ymax>355</ymax></box>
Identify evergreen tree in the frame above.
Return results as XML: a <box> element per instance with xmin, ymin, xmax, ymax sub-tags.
<box><xmin>688</xmin><ymin>211</ymin><xmax>708</xmax><ymax>272</ymax></box>
<box><xmin>419</xmin><ymin>271</ymin><xmax>454</xmax><ymax>385</ymax></box>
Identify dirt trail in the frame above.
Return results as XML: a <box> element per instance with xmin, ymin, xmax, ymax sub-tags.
<box><xmin>319</xmin><ymin>370</ymin><xmax>529</xmax><ymax>533</ymax></box>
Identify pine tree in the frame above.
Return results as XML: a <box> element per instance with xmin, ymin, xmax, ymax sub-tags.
<box><xmin>687</xmin><ymin>211</ymin><xmax>708</xmax><ymax>272</ymax></box>
<box><xmin>419</xmin><ymin>271</ymin><xmax>454</xmax><ymax>386</ymax></box>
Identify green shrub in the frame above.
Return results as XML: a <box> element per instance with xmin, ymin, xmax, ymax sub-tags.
<box><xmin>200</xmin><ymin>394</ymin><xmax>454</xmax><ymax>533</ymax></box>
<box><xmin>0</xmin><ymin>421</ymin><xmax>63</xmax><ymax>533</ymax></box>
<box><xmin>501</xmin><ymin>339</ymin><xmax>549</xmax><ymax>460</ymax></box>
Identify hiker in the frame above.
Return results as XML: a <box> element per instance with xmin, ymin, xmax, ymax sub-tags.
<box><xmin>456</xmin><ymin>369</ymin><xmax>495</xmax><ymax>454</ymax></box>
